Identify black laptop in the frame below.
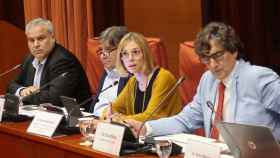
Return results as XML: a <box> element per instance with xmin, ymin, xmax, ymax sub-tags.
<box><xmin>217</xmin><ymin>122</ymin><xmax>280</xmax><ymax>158</ymax></box>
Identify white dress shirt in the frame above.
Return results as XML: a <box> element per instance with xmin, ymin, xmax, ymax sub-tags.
<box><xmin>93</xmin><ymin>69</ymin><xmax>120</xmax><ymax>116</ymax></box>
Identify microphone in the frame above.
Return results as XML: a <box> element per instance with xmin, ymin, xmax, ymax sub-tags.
<box><xmin>21</xmin><ymin>72</ymin><xmax>69</xmax><ymax>101</ymax></box>
<box><xmin>101</xmin><ymin>80</ymin><xmax>119</xmax><ymax>93</ymax></box>
<box><xmin>207</xmin><ymin>100</ymin><xmax>215</xmax><ymax>112</ymax></box>
<box><xmin>94</xmin><ymin>80</ymin><xmax>119</xmax><ymax>103</ymax></box>
<box><xmin>207</xmin><ymin>100</ymin><xmax>222</xmax><ymax>138</ymax></box>
<box><xmin>136</xmin><ymin>76</ymin><xmax>186</xmax><ymax>139</ymax></box>
<box><xmin>0</xmin><ymin>64</ymin><xmax>21</xmax><ymax>78</ymax></box>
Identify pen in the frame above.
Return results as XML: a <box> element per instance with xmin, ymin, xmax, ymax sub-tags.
<box><xmin>109</xmin><ymin>102</ymin><xmax>112</xmax><ymax>122</ymax></box>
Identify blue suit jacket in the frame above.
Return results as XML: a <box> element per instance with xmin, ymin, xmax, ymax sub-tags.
<box><xmin>148</xmin><ymin>60</ymin><xmax>280</xmax><ymax>139</ymax></box>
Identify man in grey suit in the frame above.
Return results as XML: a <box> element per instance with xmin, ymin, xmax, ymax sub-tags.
<box><xmin>7</xmin><ymin>18</ymin><xmax>92</xmax><ymax>110</ymax></box>
<box><xmin>127</xmin><ymin>22</ymin><xmax>280</xmax><ymax>140</ymax></box>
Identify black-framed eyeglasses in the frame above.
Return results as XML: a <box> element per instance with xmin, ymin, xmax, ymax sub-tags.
<box><xmin>199</xmin><ymin>50</ymin><xmax>226</xmax><ymax>64</ymax></box>
<box><xmin>96</xmin><ymin>47</ymin><xmax>117</xmax><ymax>56</ymax></box>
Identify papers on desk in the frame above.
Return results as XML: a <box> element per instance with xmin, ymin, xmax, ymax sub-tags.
<box><xmin>61</xmin><ymin>107</ymin><xmax>94</xmax><ymax>117</ymax></box>
<box><xmin>155</xmin><ymin>133</ymin><xmax>232</xmax><ymax>158</ymax></box>
<box><xmin>19</xmin><ymin>105</ymin><xmax>94</xmax><ymax>118</ymax></box>
<box><xmin>19</xmin><ymin>105</ymin><xmax>40</xmax><ymax>117</ymax></box>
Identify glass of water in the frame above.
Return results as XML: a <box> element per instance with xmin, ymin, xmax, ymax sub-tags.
<box><xmin>155</xmin><ymin>139</ymin><xmax>172</xmax><ymax>158</ymax></box>
<box><xmin>78</xmin><ymin>117</ymin><xmax>95</xmax><ymax>146</ymax></box>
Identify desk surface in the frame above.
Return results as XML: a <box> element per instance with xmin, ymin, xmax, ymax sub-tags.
<box><xmin>0</xmin><ymin>121</ymin><xmax>182</xmax><ymax>158</ymax></box>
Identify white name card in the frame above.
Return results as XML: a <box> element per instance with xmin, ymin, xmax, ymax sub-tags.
<box><xmin>92</xmin><ymin>122</ymin><xmax>125</xmax><ymax>156</ymax></box>
<box><xmin>27</xmin><ymin>110</ymin><xmax>63</xmax><ymax>137</ymax></box>
<box><xmin>0</xmin><ymin>98</ymin><xmax>5</xmax><ymax>122</ymax></box>
<box><xmin>185</xmin><ymin>138</ymin><xmax>221</xmax><ymax>158</ymax></box>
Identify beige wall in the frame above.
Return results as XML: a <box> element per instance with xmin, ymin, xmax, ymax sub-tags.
<box><xmin>124</xmin><ymin>0</ymin><xmax>202</xmax><ymax>75</ymax></box>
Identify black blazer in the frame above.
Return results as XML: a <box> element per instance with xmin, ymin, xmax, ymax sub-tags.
<box><xmin>89</xmin><ymin>71</ymin><xmax>130</xmax><ymax>113</ymax></box>
<box><xmin>7</xmin><ymin>43</ymin><xmax>92</xmax><ymax>110</ymax></box>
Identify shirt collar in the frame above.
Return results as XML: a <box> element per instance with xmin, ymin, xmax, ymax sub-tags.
<box><xmin>221</xmin><ymin>60</ymin><xmax>239</xmax><ymax>87</ymax></box>
<box><xmin>32</xmin><ymin>57</ymin><xmax>47</xmax><ymax>69</ymax></box>
<box><xmin>105</xmin><ymin>68</ymin><xmax>120</xmax><ymax>79</ymax></box>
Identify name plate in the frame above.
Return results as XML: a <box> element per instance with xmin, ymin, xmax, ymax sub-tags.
<box><xmin>185</xmin><ymin>138</ymin><xmax>221</xmax><ymax>158</ymax></box>
<box><xmin>92</xmin><ymin>122</ymin><xmax>125</xmax><ymax>156</ymax></box>
<box><xmin>27</xmin><ymin>110</ymin><xmax>63</xmax><ymax>137</ymax></box>
<box><xmin>0</xmin><ymin>98</ymin><xmax>5</xmax><ymax>122</ymax></box>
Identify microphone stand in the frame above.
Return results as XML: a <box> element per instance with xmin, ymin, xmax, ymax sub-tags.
<box><xmin>21</xmin><ymin>72</ymin><xmax>69</xmax><ymax>102</ymax></box>
<box><xmin>0</xmin><ymin>64</ymin><xmax>21</xmax><ymax>78</ymax></box>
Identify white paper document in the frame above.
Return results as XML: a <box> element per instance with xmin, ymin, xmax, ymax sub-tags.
<box><xmin>19</xmin><ymin>105</ymin><xmax>40</xmax><ymax>117</ymax></box>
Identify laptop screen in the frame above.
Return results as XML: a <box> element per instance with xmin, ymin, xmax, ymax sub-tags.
<box><xmin>217</xmin><ymin>122</ymin><xmax>280</xmax><ymax>158</ymax></box>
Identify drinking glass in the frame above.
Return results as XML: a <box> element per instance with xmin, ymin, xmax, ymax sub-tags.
<box><xmin>78</xmin><ymin>117</ymin><xmax>95</xmax><ymax>146</ymax></box>
<box><xmin>155</xmin><ymin>140</ymin><xmax>172</xmax><ymax>158</ymax></box>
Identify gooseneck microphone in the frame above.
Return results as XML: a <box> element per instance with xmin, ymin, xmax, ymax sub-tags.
<box><xmin>207</xmin><ymin>101</ymin><xmax>215</xmax><ymax>112</ymax></box>
<box><xmin>207</xmin><ymin>100</ymin><xmax>222</xmax><ymax>138</ymax></box>
<box><xmin>136</xmin><ymin>76</ymin><xmax>186</xmax><ymax>139</ymax></box>
<box><xmin>100</xmin><ymin>80</ymin><xmax>119</xmax><ymax>93</ymax></box>
<box><xmin>94</xmin><ymin>80</ymin><xmax>119</xmax><ymax>103</ymax></box>
<box><xmin>0</xmin><ymin>64</ymin><xmax>21</xmax><ymax>78</ymax></box>
<box><xmin>21</xmin><ymin>72</ymin><xmax>69</xmax><ymax>101</ymax></box>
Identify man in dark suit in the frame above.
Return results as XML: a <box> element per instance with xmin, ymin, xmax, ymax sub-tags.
<box><xmin>89</xmin><ymin>26</ymin><xmax>129</xmax><ymax>116</ymax></box>
<box><xmin>7</xmin><ymin>18</ymin><xmax>92</xmax><ymax>110</ymax></box>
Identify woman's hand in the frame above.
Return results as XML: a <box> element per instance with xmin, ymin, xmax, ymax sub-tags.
<box><xmin>125</xmin><ymin>119</ymin><xmax>146</xmax><ymax>138</ymax></box>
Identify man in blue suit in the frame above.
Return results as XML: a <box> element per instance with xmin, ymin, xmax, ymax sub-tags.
<box><xmin>127</xmin><ymin>22</ymin><xmax>280</xmax><ymax>140</ymax></box>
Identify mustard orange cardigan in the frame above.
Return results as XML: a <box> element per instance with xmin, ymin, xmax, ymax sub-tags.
<box><xmin>110</xmin><ymin>68</ymin><xmax>182</xmax><ymax>121</ymax></box>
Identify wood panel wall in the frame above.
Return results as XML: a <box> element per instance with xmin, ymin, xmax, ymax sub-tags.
<box><xmin>0</xmin><ymin>21</ymin><xmax>28</xmax><ymax>93</ymax></box>
<box><xmin>123</xmin><ymin>0</ymin><xmax>202</xmax><ymax>75</ymax></box>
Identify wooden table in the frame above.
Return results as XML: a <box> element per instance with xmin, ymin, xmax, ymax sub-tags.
<box><xmin>0</xmin><ymin>121</ymin><xmax>182</xmax><ymax>158</ymax></box>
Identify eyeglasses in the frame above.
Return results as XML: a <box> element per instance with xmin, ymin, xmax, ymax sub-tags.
<box><xmin>120</xmin><ymin>48</ymin><xmax>142</xmax><ymax>59</ymax></box>
<box><xmin>96</xmin><ymin>47</ymin><xmax>117</xmax><ymax>56</ymax></box>
<box><xmin>199</xmin><ymin>50</ymin><xmax>226</xmax><ymax>64</ymax></box>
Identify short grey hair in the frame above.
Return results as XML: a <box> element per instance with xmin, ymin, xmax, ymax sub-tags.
<box><xmin>99</xmin><ymin>26</ymin><xmax>128</xmax><ymax>47</ymax></box>
<box><xmin>25</xmin><ymin>18</ymin><xmax>54</xmax><ymax>34</ymax></box>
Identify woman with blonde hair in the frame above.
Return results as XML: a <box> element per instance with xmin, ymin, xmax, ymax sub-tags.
<box><xmin>103</xmin><ymin>32</ymin><xmax>181</xmax><ymax>121</ymax></box>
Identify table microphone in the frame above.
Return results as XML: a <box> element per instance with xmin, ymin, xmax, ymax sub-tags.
<box><xmin>136</xmin><ymin>76</ymin><xmax>186</xmax><ymax>139</ymax></box>
<box><xmin>0</xmin><ymin>64</ymin><xmax>21</xmax><ymax>78</ymax></box>
<box><xmin>94</xmin><ymin>80</ymin><xmax>119</xmax><ymax>103</ymax></box>
<box><xmin>101</xmin><ymin>80</ymin><xmax>119</xmax><ymax>93</ymax></box>
<box><xmin>207</xmin><ymin>100</ymin><xmax>221</xmax><ymax>138</ymax></box>
<box><xmin>21</xmin><ymin>72</ymin><xmax>69</xmax><ymax>101</ymax></box>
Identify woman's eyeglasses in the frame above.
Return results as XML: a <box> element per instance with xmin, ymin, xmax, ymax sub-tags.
<box><xmin>120</xmin><ymin>48</ymin><xmax>142</xmax><ymax>59</ymax></box>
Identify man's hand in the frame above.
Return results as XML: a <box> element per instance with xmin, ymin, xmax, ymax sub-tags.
<box><xmin>125</xmin><ymin>119</ymin><xmax>147</xmax><ymax>138</ymax></box>
<box><xmin>20</xmin><ymin>86</ymin><xmax>39</xmax><ymax>96</ymax></box>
